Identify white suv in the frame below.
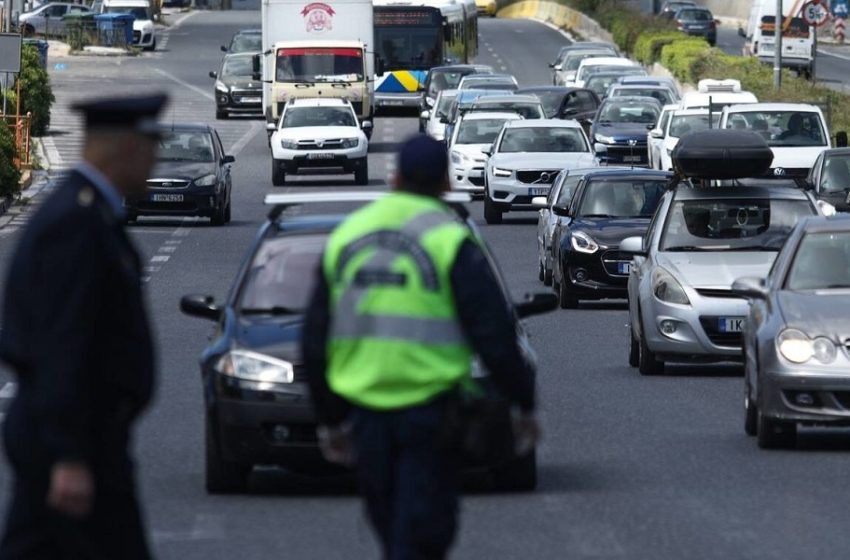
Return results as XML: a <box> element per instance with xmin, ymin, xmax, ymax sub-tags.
<box><xmin>269</xmin><ymin>98</ymin><xmax>370</xmax><ymax>186</ymax></box>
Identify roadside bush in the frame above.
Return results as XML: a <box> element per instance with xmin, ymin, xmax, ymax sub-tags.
<box><xmin>17</xmin><ymin>45</ymin><xmax>54</xmax><ymax>136</ymax></box>
<box><xmin>0</xmin><ymin>124</ymin><xmax>21</xmax><ymax>198</ymax></box>
<box><xmin>659</xmin><ymin>38</ymin><xmax>711</xmax><ymax>82</ymax></box>
<box><xmin>633</xmin><ymin>31</ymin><xmax>689</xmax><ymax>66</ymax></box>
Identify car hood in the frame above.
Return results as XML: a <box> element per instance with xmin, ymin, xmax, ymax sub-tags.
<box><xmin>777</xmin><ymin>291</ymin><xmax>850</xmax><ymax>336</ymax></box>
<box><xmin>150</xmin><ymin>161</ymin><xmax>213</xmax><ymax>180</ymax></box>
<box><xmin>594</xmin><ymin>122</ymin><xmax>652</xmax><ymax>142</ymax></box>
<box><xmin>274</xmin><ymin>126</ymin><xmax>361</xmax><ymax>141</ymax></box>
<box><xmin>490</xmin><ymin>151</ymin><xmax>596</xmax><ymax>169</ymax></box>
<box><xmin>658</xmin><ymin>251</ymin><xmax>777</xmax><ymax>289</ymax></box>
<box><xmin>572</xmin><ymin>217</ymin><xmax>651</xmax><ymax>246</ymax></box>
<box><xmin>235</xmin><ymin>315</ymin><xmax>304</xmax><ymax>365</ymax></box>
<box><xmin>219</xmin><ymin>76</ymin><xmax>261</xmax><ymax>90</ymax></box>
<box><xmin>133</xmin><ymin>19</ymin><xmax>153</xmax><ymax>31</ymax></box>
<box><xmin>453</xmin><ymin>143</ymin><xmax>490</xmax><ymax>160</ymax></box>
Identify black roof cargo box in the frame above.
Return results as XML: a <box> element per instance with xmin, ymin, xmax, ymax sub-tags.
<box><xmin>672</xmin><ymin>130</ymin><xmax>773</xmax><ymax>180</ymax></box>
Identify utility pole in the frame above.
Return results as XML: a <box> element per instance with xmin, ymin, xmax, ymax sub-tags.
<box><xmin>774</xmin><ymin>0</ymin><xmax>783</xmax><ymax>90</ymax></box>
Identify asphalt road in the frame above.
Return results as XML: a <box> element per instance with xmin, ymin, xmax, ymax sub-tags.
<box><xmin>2</xmin><ymin>10</ymin><xmax>850</xmax><ymax>560</ymax></box>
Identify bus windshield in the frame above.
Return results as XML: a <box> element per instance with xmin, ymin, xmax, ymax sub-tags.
<box><xmin>275</xmin><ymin>47</ymin><xmax>364</xmax><ymax>83</ymax></box>
<box><xmin>374</xmin><ymin>8</ymin><xmax>444</xmax><ymax>71</ymax></box>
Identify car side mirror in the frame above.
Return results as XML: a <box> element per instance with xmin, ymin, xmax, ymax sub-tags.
<box><xmin>361</xmin><ymin>120</ymin><xmax>373</xmax><ymax>130</ymax></box>
<box><xmin>731</xmin><ymin>277</ymin><xmax>768</xmax><ymax>300</ymax></box>
<box><xmin>440</xmin><ymin>115</ymin><xmax>450</xmax><ymax>124</ymax></box>
<box><xmin>594</xmin><ymin>142</ymin><xmax>608</xmax><ymax>155</ymax></box>
<box><xmin>222</xmin><ymin>155</ymin><xmax>235</xmax><ymax>165</ymax></box>
<box><xmin>515</xmin><ymin>292</ymin><xmax>559</xmax><ymax>318</ymax></box>
<box><xmin>266</xmin><ymin>123</ymin><xmax>277</xmax><ymax>132</ymax></box>
<box><xmin>420</xmin><ymin>110</ymin><xmax>431</xmax><ymax>120</ymax></box>
<box><xmin>552</xmin><ymin>205</ymin><xmax>570</xmax><ymax>217</ymax></box>
<box><xmin>209</xmin><ymin>71</ymin><xmax>217</xmax><ymax>79</ymax></box>
<box><xmin>531</xmin><ymin>196</ymin><xmax>547</xmax><ymax>208</ymax></box>
<box><xmin>836</xmin><ymin>131</ymin><xmax>848</xmax><ymax>148</ymax></box>
<box><xmin>482</xmin><ymin>145</ymin><xmax>493</xmax><ymax>156</ymax></box>
<box><xmin>553</xmin><ymin>64</ymin><xmax>562</xmax><ymax>71</ymax></box>
<box><xmin>220</xmin><ymin>45</ymin><xmax>227</xmax><ymax>52</ymax></box>
<box><xmin>251</xmin><ymin>54</ymin><xmax>262</xmax><ymax>81</ymax></box>
<box><xmin>562</xmin><ymin>108</ymin><xmax>578</xmax><ymax>117</ymax></box>
<box><xmin>619</xmin><ymin>236</ymin><xmax>645</xmax><ymax>256</ymax></box>
<box><xmin>649</xmin><ymin>128</ymin><xmax>663</xmax><ymax>138</ymax></box>
<box><xmin>375</xmin><ymin>57</ymin><xmax>385</xmax><ymax>76</ymax></box>
<box><xmin>180</xmin><ymin>294</ymin><xmax>222</xmax><ymax>321</ymax></box>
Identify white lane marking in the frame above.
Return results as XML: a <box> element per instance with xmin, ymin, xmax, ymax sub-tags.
<box><xmin>500</xmin><ymin>65</ymin><xmax>508</xmax><ymax>71</ymax></box>
<box><xmin>143</xmin><ymin>266</ymin><xmax>161</xmax><ymax>273</ymax></box>
<box><xmin>164</xmin><ymin>239</ymin><xmax>182</xmax><ymax>245</ymax></box>
<box><xmin>0</xmin><ymin>383</ymin><xmax>17</xmax><ymax>399</ymax></box>
<box><xmin>153</xmin><ymin>68</ymin><xmax>215</xmax><ymax>101</ymax></box>
<box><xmin>158</xmin><ymin>245</ymin><xmax>178</xmax><ymax>253</ymax></box>
<box><xmin>151</xmin><ymin>255</ymin><xmax>170</xmax><ymax>262</ymax></box>
<box><xmin>167</xmin><ymin>10</ymin><xmax>198</xmax><ymax>30</ymax></box>
<box><xmin>228</xmin><ymin>121</ymin><xmax>263</xmax><ymax>157</ymax></box>
<box><xmin>818</xmin><ymin>48</ymin><xmax>850</xmax><ymax>62</ymax></box>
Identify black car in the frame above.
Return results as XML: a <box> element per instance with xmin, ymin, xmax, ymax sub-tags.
<box><xmin>591</xmin><ymin>96</ymin><xmax>662</xmax><ymax>166</ymax></box>
<box><xmin>419</xmin><ymin>64</ymin><xmax>493</xmax><ymax>131</ymax></box>
<box><xmin>221</xmin><ymin>28</ymin><xmax>261</xmax><ymax>54</ymax></box>
<box><xmin>673</xmin><ymin>7</ymin><xmax>717</xmax><ymax>46</ymax></box>
<box><xmin>808</xmin><ymin>148</ymin><xmax>850</xmax><ymax>212</ymax></box>
<box><xmin>210</xmin><ymin>52</ymin><xmax>263</xmax><ymax>119</ymax></box>
<box><xmin>180</xmin><ymin>192</ymin><xmax>557</xmax><ymax>493</ymax></box>
<box><xmin>515</xmin><ymin>86</ymin><xmax>600</xmax><ymax>121</ymax></box>
<box><xmin>551</xmin><ymin>168</ymin><xmax>672</xmax><ymax>308</ymax></box>
<box><xmin>125</xmin><ymin>124</ymin><xmax>234</xmax><ymax>225</ymax></box>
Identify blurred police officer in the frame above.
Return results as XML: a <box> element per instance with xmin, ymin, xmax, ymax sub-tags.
<box><xmin>0</xmin><ymin>93</ymin><xmax>168</xmax><ymax>560</ymax></box>
<box><xmin>303</xmin><ymin>135</ymin><xmax>539</xmax><ymax>560</ymax></box>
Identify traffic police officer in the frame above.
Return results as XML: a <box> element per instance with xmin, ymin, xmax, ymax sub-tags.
<box><xmin>0</xmin><ymin>93</ymin><xmax>167</xmax><ymax>559</ymax></box>
<box><xmin>303</xmin><ymin>135</ymin><xmax>539</xmax><ymax>560</ymax></box>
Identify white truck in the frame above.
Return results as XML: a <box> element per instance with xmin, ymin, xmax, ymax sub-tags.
<box><xmin>258</xmin><ymin>0</ymin><xmax>376</xmax><ymax>131</ymax></box>
<box><xmin>740</xmin><ymin>0</ymin><xmax>814</xmax><ymax>78</ymax></box>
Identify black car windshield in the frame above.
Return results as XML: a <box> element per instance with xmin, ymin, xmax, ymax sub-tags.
<box><xmin>229</xmin><ymin>33</ymin><xmax>262</xmax><ymax>53</ymax></box>
<box><xmin>239</xmin><ymin>234</ymin><xmax>326</xmax><ymax>313</ymax></box>
<box><xmin>282</xmin><ymin>107</ymin><xmax>356</xmax><ymax>128</ymax></box>
<box><xmin>678</xmin><ymin>9</ymin><xmax>712</xmax><ymax>21</ymax></box>
<box><xmin>456</xmin><ymin>118</ymin><xmax>511</xmax><ymax>144</ymax></box>
<box><xmin>222</xmin><ymin>57</ymin><xmax>253</xmax><ymax>77</ymax></box>
<box><xmin>555</xmin><ymin>175</ymin><xmax>584</xmax><ymax>206</ymax></box>
<box><xmin>725</xmin><ymin>110</ymin><xmax>826</xmax><ymax>147</ymax></box>
<box><xmin>104</xmin><ymin>6</ymin><xmax>149</xmax><ymax>18</ymax></box>
<box><xmin>819</xmin><ymin>154</ymin><xmax>850</xmax><ymax>193</ymax></box>
<box><xmin>499</xmin><ymin>127</ymin><xmax>588</xmax><ymax>153</ymax></box>
<box><xmin>472</xmin><ymin>102</ymin><xmax>543</xmax><ymax>119</ymax></box>
<box><xmin>612</xmin><ymin>88</ymin><xmax>674</xmax><ymax>105</ymax></box>
<box><xmin>668</xmin><ymin>114</ymin><xmax>712</xmax><ymax>138</ymax></box>
<box><xmin>661</xmin><ymin>199</ymin><xmax>814</xmax><ymax>251</ymax></box>
<box><xmin>428</xmin><ymin>70</ymin><xmax>472</xmax><ymax>98</ymax></box>
<box><xmin>578</xmin><ymin>179</ymin><xmax>666</xmax><ymax>218</ymax></box>
<box><xmin>598</xmin><ymin>100</ymin><xmax>660</xmax><ymax>124</ymax></box>
<box><xmin>786</xmin><ymin>232</ymin><xmax>850</xmax><ymax>290</ymax></box>
<box><xmin>157</xmin><ymin>131</ymin><xmax>214</xmax><ymax>162</ymax></box>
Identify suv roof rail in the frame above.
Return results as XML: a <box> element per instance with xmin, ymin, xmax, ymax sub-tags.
<box><xmin>264</xmin><ymin>191</ymin><xmax>473</xmax><ymax>220</ymax></box>
<box><xmin>697</xmin><ymin>79</ymin><xmax>742</xmax><ymax>93</ymax></box>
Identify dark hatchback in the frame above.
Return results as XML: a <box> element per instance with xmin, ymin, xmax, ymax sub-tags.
<box><xmin>591</xmin><ymin>96</ymin><xmax>662</xmax><ymax>166</ymax></box>
<box><xmin>808</xmin><ymin>148</ymin><xmax>850</xmax><ymax>212</ymax></box>
<box><xmin>180</xmin><ymin>193</ymin><xmax>557</xmax><ymax>493</ymax></box>
<box><xmin>210</xmin><ymin>52</ymin><xmax>263</xmax><ymax>119</ymax></box>
<box><xmin>419</xmin><ymin>64</ymin><xmax>493</xmax><ymax>131</ymax></box>
<box><xmin>551</xmin><ymin>168</ymin><xmax>671</xmax><ymax>308</ymax></box>
<box><xmin>673</xmin><ymin>7</ymin><xmax>717</xmax><ymax>46</ymax></box>
<box><xmin>515</xmin><ymin>86</ymin><xmax>600</xmax><ymax>122</ymax></box>
<box><xmin>125</xmin><ymin>124</ymin><xmax>234</xmax><ymax>225</ymax></box>
<box><xmin>221</xmin><ymin>28</ymin><xmax>262</xmax><ymax>54</ymax></box>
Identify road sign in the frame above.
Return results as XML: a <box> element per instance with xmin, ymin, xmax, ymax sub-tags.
<box><xmin>0</xmin><ymin>33</ymin><xmax>21</xmax><ymax>73</ymax></box>
<box><xmin>833</xmin><ymin>0</ymin><xmax>849</xmax><ymax>18</ymax></box>
<box><xmin>802</xmin><ymin>0</ymin><xmax>830</xmax><ymax>26</ymax></box>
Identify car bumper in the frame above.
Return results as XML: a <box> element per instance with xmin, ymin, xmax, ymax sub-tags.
<box><xmin>133</xmin><ymin>29</ymin><xmax>155</xmax><ymax>47</ymax></box>
<box><xmin>487</xmin><ymin>176</ymin><xmax>554</xmax><ymax>209</ymax></box>
<box><xmin>376</xmin><ymin>92</ymin><xmax>421</xmax><ymax>109</ymax></box>
<box><xmin>758</xmin><ymin>55</ymin><xmax>811</xmax><ymax>70</ymax></box>
<box><xmin>561</xmin><ymin>248</ymin><xmax>631</xmax><ymax>299</ymax></box>
<box><xmin>596</xmin><ymin>143</ymin><xmax>649</xmax><ymax>166</ymax></box>
<box><xmin>215</xmin><ymin>92</ymin><xmax>263</xmax><ymax>114</ymax></box>
<box><xmin>683</xmin><ymin>28</ymin><xmax>716</xmax><ymax>42</ymax></box>
<box><xmin>450</xmin><ymin>163</ymin><xmax>487</xmax><ymax>193</ymax></box>
<box><xmin>760</xmin><ymin>368</ymin><xmax>850</xmax><ymax>425</ymax></box>
<box><xmin>642</xmin><ymin>293</ymin><xmax>749</xmax><ymax>362</ymax></box>
<box><xmin>277</xmin><ymin>155</ymin><xmax>368</xmax><ymax>174</ymax></box>
<box><xmin>125</xmin><ymin>187</ymin><xmax>220</xmax><ymax>217</ymax></box>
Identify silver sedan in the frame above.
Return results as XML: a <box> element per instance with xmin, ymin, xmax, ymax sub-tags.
<box><xmin>735</xmin><ymin>215</ymin><xmax>850</xmax><ymax>449</ymax></box>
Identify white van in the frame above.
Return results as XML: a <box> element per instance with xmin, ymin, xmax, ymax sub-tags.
<box><xmin>101</xmin><ymin>0</ymin><xmax>156</xmax><ymax>51</ymax></box>
<box><xmin>679</xmin><ymin>79</ymin><xmax>758</xmax><ymax>110</ymax></box>
<box><xmin>719</xmin><ymin>102</ymin><xmax>831</xmax><ymax>176</ymax></box>
<box><xmin>740</xmin><ymin>0</ymin><xmax>813</xmax><ymax>78</ymax></box>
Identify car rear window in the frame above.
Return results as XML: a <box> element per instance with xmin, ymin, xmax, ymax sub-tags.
<box><xmin>578</xmin><ymin>179</ymin><xmax>666</xmax><ymax>218</ymax></box>
<box><xmin>786</xmin><ymin>232</ymin><xmax>850</xmax><ymax>290</ymax></box>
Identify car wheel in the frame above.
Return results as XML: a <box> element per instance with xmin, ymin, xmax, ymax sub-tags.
<box><xmin>205</xmin><ymin>416</ymin><xmax>250</xmax><ymax>494</ymax></box>
<box><xmin>637</xmin><ymin>322</ymin><xmax>664</xmax><ymax>375</ymax></box>
<box><xmin>272</xmin><ymin>159</ymin><xmax>286</xmax><ymax>186</ymax></box>
<box><xmin>210</xmin><ymin>202</ymin><xmax>226</xmax><ymax>227</ymax></box>
<box><xmin>483</xmin><ymin>195</ymin><xmax>503</xmax><ymax>224</ymax></box>
<box><xmin>145</xmin><ymin>38</ymin><xmax>156</xmax><ymax>51</ymax></box>
<box><xmin>543</xmin><ymin>260</ymin><xmax>553</xmax><ymax>286</ymax></box>
<box><xmin>224</xmin><ymin>199</ymin><xmax>232</xmax><ymax>223</ymax></box>
<box><xmin>216</xmin><ymin>109</ymin><xmax>228</xmax><ymax>120</ymax></box>
<box><xmin>23</xmin><ymin>24</ymin><xmax>35</xmax><ymax>37</ymax></box>
<box><xmin>558</xmin><ymin>274</ymin><xmax>578</xmax><ymax>309</ymax></box>
<box><xmin>756</xmin><ymin>412</ymin><xmax>796</xmax><ymax>449</ymax></box>
<box><xmin>354</xmin><ymin>166</ymin><xmax>369</xmax><ymax>186</ymax></box>
<box><xmin>744</xmin><ymin>391</ymin><xmax>758</xmax><ymax>437</ymax></box>
<box><xmin>491</xmin><ymin>450</ymin><xmax>536</xmax><ymax>492</ymax></box>
<box><xmin>538</xmin><ymin>260</ymin><xmax>545</xmax><ymax>282</ymax></box>
<box><xmin>628</xmin><ymin>325</ymin><xmax>639</xmax><ymax>367</ymax></box>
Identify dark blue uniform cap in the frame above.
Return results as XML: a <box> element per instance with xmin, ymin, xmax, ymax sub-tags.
<box><xmin>72</xmin><ymin>93</ymin><xmax>169</xmax><ymax>135</ymax></box>
<box><xmin>398</xmin><ymin>134</ymin><xmax>448</xmax><ymax>186</ymax></box>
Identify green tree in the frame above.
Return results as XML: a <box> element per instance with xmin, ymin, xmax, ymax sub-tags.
<box><xmin>17</xmin><ymin>45</ymin><xmax>55</xmax><ymax>137</ymax></box>
<box><xmin>0</xmin><ymin>123</ymin><xmax>22</xmax><ymax>197</ymax></box>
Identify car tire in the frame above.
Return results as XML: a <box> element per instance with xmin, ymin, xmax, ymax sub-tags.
<box><xmin>744</xmin><ymin>392</ymin><xmax>758</xmax><ymax>437</ymax></box>
<box><xmin>483</xmin><ymin>196</ymin><xmax>503</xmax><ymax>224</ymax></box>
<box><xmin>543</xmin><ymin>263</ymin><xmax>553</xmax><ymax>286</ymax></box>
<box><xmin>205</xmin><ymin>416</ymin><xmax>250</xmax><ymax>494</ymax></box>
<box><xmin>756</xmin><ymin>412</ymin><xmax>796</xmax><ymax>449</ymax></box>
<box><xmin>22</xmin><ymin>24</ymin><xmax>35</xmax><ymax>37</ymax></box>
<box><xmin>211</xmin><ymin>202</ymin><xmax>226</xmax><ymax>227</ymax></box>
<box><xmin>637</xmin><ymin>318</ymin><xmax>664</xmax><ymax>375</ymax></box>
<box><xmin>272</xmin><ymin>159</ymin><xmax>286</xmax><ymax>186</ymax></box>
<box><xmin>628</xmin><ymin>326</ymin><xmax>639</xmax><ymax>367</ymax></box>
<box><xmin>491</xmin><ymin>450</ymin><xmax>536</xmax><ymax>492</ymax></box>
<box><xmin>224</xmin><ymin>199</ymin><xmax>232</xmax><ymax>223</ymax></box>
<box><xmin>354</xmin><ymin>166</ymin><xmax>369</xmax><ymax>186</ymax></box>
<box><xmin>145</xmin><ymin>39</ymin><xmax>156</xmax><ymax>52</ymax></box>
<box><xmin>216</xmin><ymin>109</ymin><xmax>228</xmax><ymax>120</ymax></box>
<box><xmin>558</xmin><ymin>275</ymin><xmax>578</xmax><ymax>309</ymax></box>
<box><xmin>538</xmin><ymin>260</ymin><xmax>545</xmax><ymax>282</ymax></box>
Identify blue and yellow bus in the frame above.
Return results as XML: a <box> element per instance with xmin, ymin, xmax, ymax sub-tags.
<box><xmin>373</xmin><ymin>0</ymin><xmax>478</xmax><ymax>110</ymax></box>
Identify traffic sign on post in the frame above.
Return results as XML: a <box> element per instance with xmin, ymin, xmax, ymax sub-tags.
<box><xmin>803</xmin><ymin>0</ymin><xmax>830</xmax><ymax>26</ymax></box>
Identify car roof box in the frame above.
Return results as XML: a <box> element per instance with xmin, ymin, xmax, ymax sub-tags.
<box><xmin>672</xmin><ymin>130</ymin><xmax>773</xmax><ymax>180</ymax></box>
<box><xmin>697</xmin><ymin>79</ymin><xmax>741</xmax><ymax>93</ymax></box>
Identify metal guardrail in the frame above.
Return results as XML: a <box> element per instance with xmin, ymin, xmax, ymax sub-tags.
<box><xmin>2</xmin><ymin>114</ymin><xmax>33</xmax><ymax>170</ymax></box>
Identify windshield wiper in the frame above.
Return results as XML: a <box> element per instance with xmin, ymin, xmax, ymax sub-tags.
<box><xmin>580</xmin><ymin>214</ymin><xmax>614</xmax><ymax>218</ymax></box>
<box><xmin>240</xmin><ymin>306</ymin><xmax>301</xmax><ymax>316</ymax></box>
<box><xmin>825</xmin><ymin>284</ymin><xmax>850</xmax><ymax>289</ymax></box>
<box><xmin>719</xmin><ymin>245</ymin><xmax>779</xmax><ymax>252</ymax></box>
<box><xmin>664</xmin><ymin>245</ymin><xmax>714</xmax><ymax>252</ymax></box>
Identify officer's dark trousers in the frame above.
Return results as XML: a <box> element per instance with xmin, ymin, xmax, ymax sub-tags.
<box><xmin>352</xmin><ymin>399</ymin><xmax>460</xmax><ymax>560</ymax></box>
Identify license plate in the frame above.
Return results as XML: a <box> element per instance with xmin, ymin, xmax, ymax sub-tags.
<box><xmin>528</xmin><ymin>187</ymin><xmax>549</xmax><ymax>196</ymax></box>
<box><xmin>241</xmin><ymin>97</ymin><xmax>260</xmax><ymax>103</ymax></box>
<box><xmin>617</xmin><ymin>262</ymin><xmax>631</xmax><ymax>274</ymax></box>
<box><xmin>719</xmin><ymin>317</ymin><xmax>745</xmax><ymax>333</ymax></box>
<box><xmin>383</xmin><ymin>100</ymin><xmax>404</xmax><ymax>106</ymax></box>
<box><xmin>307</xmin><ymin>153</ymin><xmax>335</xmax><ymax>160</ymax></box>
<box><xmin>151</xmin><ymin>194</ymin><xmax>183</xmax><ymax>202</ymax></box>
<box><xmin>623</xmin><ymin>156</ymin><xmax>642</xmax><ymax>162</ymax></box>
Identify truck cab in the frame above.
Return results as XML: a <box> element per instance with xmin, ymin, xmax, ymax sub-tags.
<box><xmin>741</xmin><ymin>0</ymin><xmax>814</xmax><ymax>78</ymax></box>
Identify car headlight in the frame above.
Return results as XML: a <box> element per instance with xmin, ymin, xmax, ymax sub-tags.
<box><xmin>652</xmin><ymin>267</ymin><xmax>690</xmax><ymax>305</ymax></box>
<box><xmin>340</xmin><ymin>137</ymin><xmax>359</xmax><ymax>149</ymax></box>
<box><xmin>280</xmin><ymin>138</ymin><xmax>298</xmax><ymax>150</ymax></box>
<box><xmin>215</xmin><ymin>80</ymin><xmax>229</xmax><ymax>93</ymax></box>
<box><xmin>570</xmin><ymin>231</ymin><xmax>599</xmax><ymax>254</ymax></box>
<box><xmin>194</xmin><ymin>174</ymin><xmax>217</xmax><ymax>187</ymax></box>
<box><xmin>492</xmin><ymin>167</ymin><xmax>513</xmax><ymax>178</ymax></box>
<box><xmin>450</xmin><ymin>150</ymin><xmax>469</xmax><ymax>165</ymax></box>
<box><xmin>215</xmin><ymin>349</ymin><xmax>294</xmax><ymax>383</ymax></box>
<box><xmin>595</xmin><ymin>134</ymin><xmax>615</xmax><ymax>144</ymax></box>
<box><xmin>777</xmin><ymin>329</ymin><xmax>837</xmax><ymax>364</ymax></box>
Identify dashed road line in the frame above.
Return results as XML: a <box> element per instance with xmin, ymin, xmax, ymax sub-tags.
<box><xmin>153</xmin><ymin>68</ymin><xmax>215</xmax><ymax>101</ymax></box>
<box><xmin>0</xmin><ymin>383</ymin><xmax>17</xmax><ymax>399</ymax></box>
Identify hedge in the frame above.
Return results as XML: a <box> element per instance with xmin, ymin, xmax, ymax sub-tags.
<box><xmin>0</xmin><ymin>123</ymin><xmax>21</xmax><ymax>198</ymax></box>
<box><xmin>633</xmin><ymin>31</ymin><xmax>690</xmax><ymax>66</ymax></box>
<box><xmin>16</xmin><ymin>45</ymin><xmax>54</xmax><ymax>137</ymax></box>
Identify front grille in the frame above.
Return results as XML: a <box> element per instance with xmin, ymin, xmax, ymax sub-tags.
<box><xmin>296</xmin><ymin>139</ymin><xmax>345</xmax><ymax>150</ymax></box>
<box><xmin>133</xmin><ymin>30</ymin><xmax>141</xmax><ymax>42</ymax></box>
<box><xmin>468</xmin><ymin>176</ymin><xmax>485</xmax><ymax>187</ymax></box>
<box><xmin>699</xmin><ymin>316</ymin><xmax>743</xmax><ymax>348</ymax></box>
<box><xmin>768</xmin><ymin>167</ymin><xmax>809</xmax><ymax>178</ymax></box>
<box><xmin>696</xmin><ymin>288</ymin><xmax>746</xmax><ymax>299</ymax></box>
<box><xmin>517</xmin><ymin>169</ymin><xmax>559</xmax><ymax>184</ymax></box>
<box><xmin>600</xmin><ymin>250</ymin><xmax>633</xmax><ymax>277</ymax></box>
<box><xmin>604</xmin><ymin>145</ymin><xmax>648</xmax><ymax>163</ymax></box>
<box><xmin>833</xmin><ymin>391</ymin><xmax>850</xmax><ymax>410</ymax></box>
<box><xmin>230</xmin><ymin>89</ymin><xmax>262</xmax><ymax>104</ymax></box>
<box><xmin>136</xmin><ymin>201</ymin><xmax>199</xmax><ymax>212</ymax></box>
<box><xmin>147</xmin><ymin>179</ymin><xmax>190</xmax><ymax>189</ymax></box>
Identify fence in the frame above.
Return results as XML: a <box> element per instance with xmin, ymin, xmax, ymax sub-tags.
<box><xmin>64</xmin><ymin>19</ymin><xmax>133</xmax><ymax>50</ymax></box>
<box><xmin>2</xmin><ymin>114</ymin><xmax>33</xmax><ymax>170</ymax></box>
